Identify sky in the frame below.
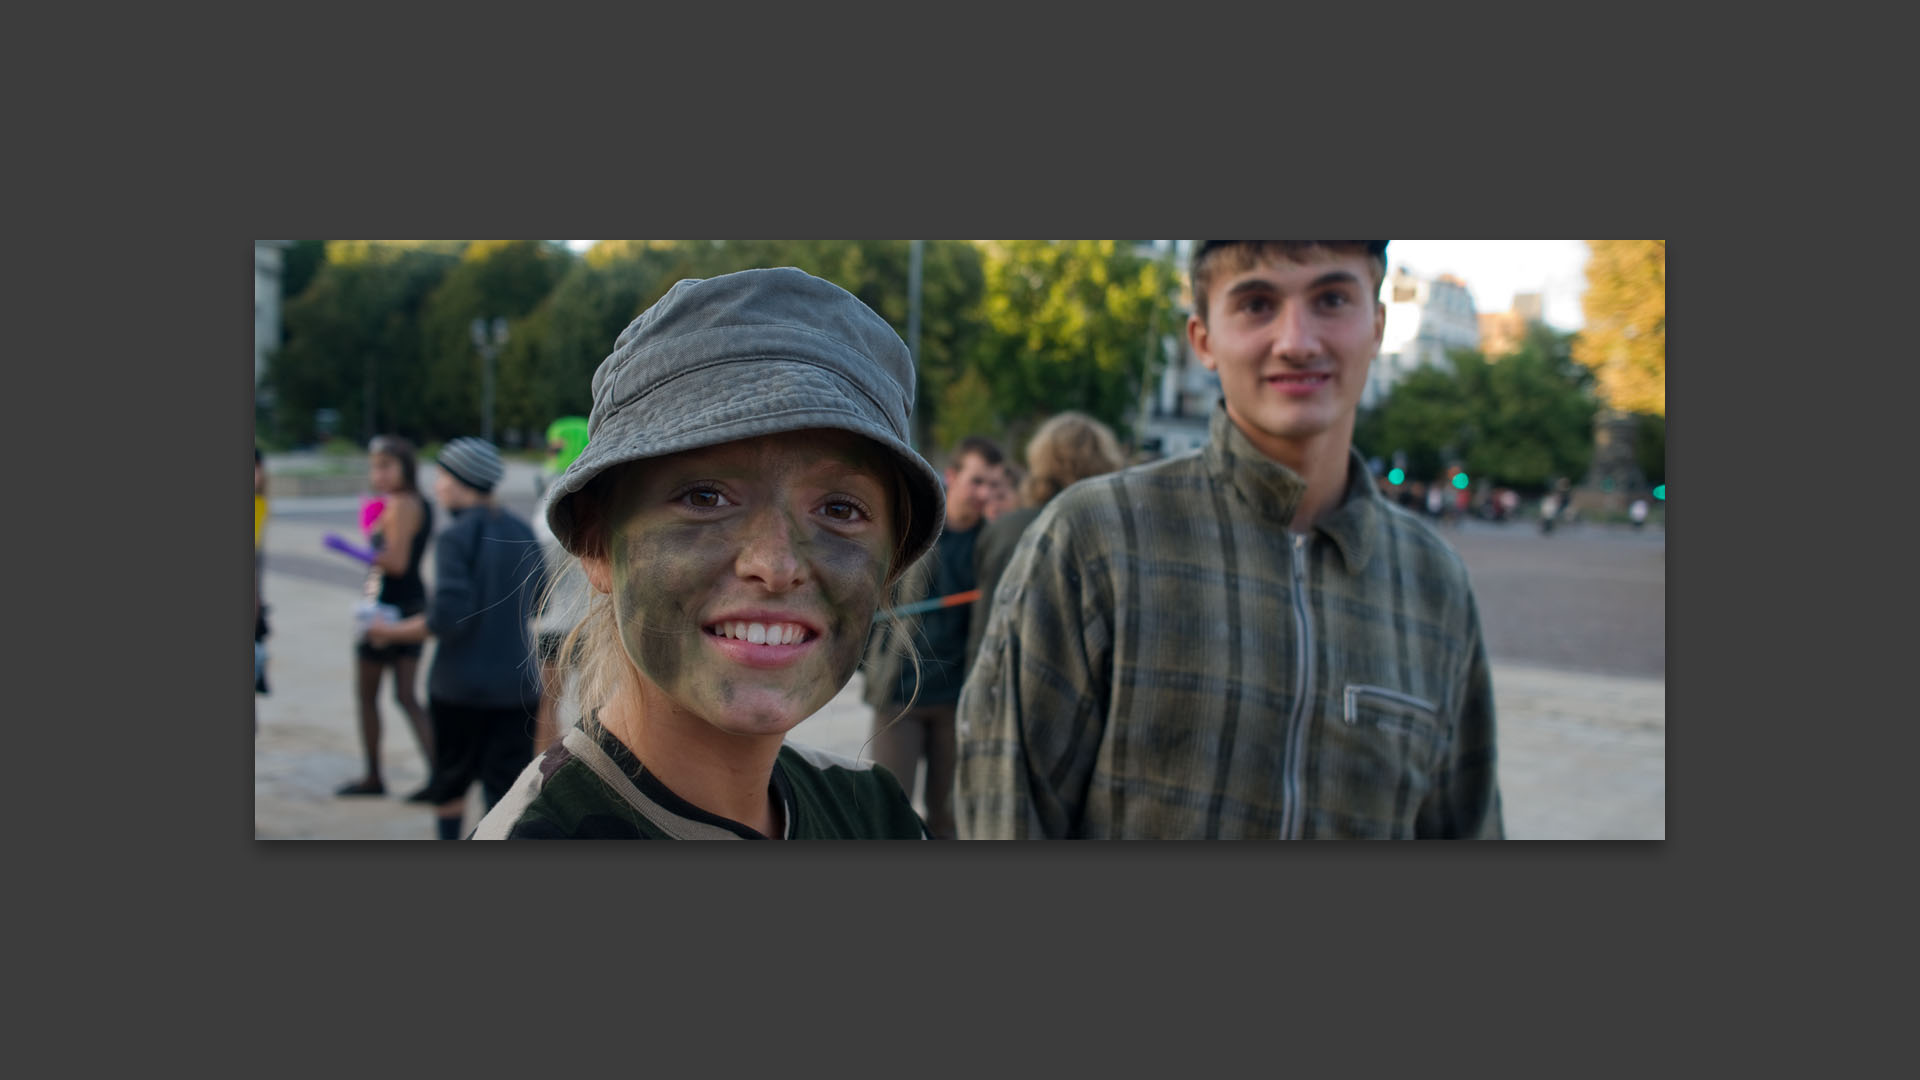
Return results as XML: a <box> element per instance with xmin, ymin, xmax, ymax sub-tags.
<box><xmin>563</xmin><ymin>239</ymin><xmax>1592</xmax><ymax>331</ymax></box>
<box><xmin>1385</xmin><ymin>240</ymin><xmax>1590</xmax><ymax>331</ymax></box>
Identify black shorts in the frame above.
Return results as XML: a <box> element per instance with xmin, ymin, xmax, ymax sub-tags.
<box><xmin>422</xmin><ymin>700</ymin><xmax>537</xmax><ymax>810</ymax></box>
<box><xmin>357</xmin><ymin>638</ymin><xmax>424</xmax><ymax>663</ymax></box>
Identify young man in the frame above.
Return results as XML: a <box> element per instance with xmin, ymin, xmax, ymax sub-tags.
<box><xmin>862</xmin><ymin>435</ymin><xmax>1005</xmax><ymax>838</ymax></box>
<box><xmin>956</xmin><ymin>241</ymin><xmax>1502</xmax><ymax>839</ymax></box>
<box><xmin>365</xmin><ymin>437</ymin><xmax>543</xmax><ymax>839</ymax></box>
<box><xmin>981</xmin><ymin>460</ymin><xmax>1017</xmax><ymax>522</ymax></box>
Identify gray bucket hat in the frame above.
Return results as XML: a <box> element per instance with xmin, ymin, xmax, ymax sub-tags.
<box><xmin>544</xmin><ymin>266</ymin><xmax>946</xmax><ymax>573</ymax></box>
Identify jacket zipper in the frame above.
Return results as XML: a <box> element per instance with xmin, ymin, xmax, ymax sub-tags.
<box><xmin>1282</xmin><ymin>531</ymin><xmax>1314</xmax><ymax>839</ymax></box>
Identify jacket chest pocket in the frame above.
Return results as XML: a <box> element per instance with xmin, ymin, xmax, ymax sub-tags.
<box><xmin>1343</xmin><ymin>684</ymin><xmax>1443</xmax><ymax>742</ymax></box>
<box><xmin>1320</xmin><ymin>683</ymin><xmax>1446</xmax><ymax>835</ymax></box>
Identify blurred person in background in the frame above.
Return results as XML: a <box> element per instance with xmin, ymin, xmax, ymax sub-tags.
<box><xmin>366</xmin><ymin>437</ymin><xmax>542</xmax><ymax>839</ymax></box>
<box><xmin>470</xmin><ymin>268</ymin><xmax>942</xmax><ymax>839</ymax></box>
<box><xmin>1630</xmin><ymin>496</ymin><xmax>1649</xmax><ymax>530</ymax></box>
<box><xmin>861</xmin><ymin>434</ymin><xmax>1005</xmax><ymax>839</ymax></box>
<box><xmin>338</xmin><ymin>435</ymin><xmax>435</xmax><ymax>798</ymax></box>
<box><xmin>255</xmin><ymin>448</ymin><xmax>270</xmax><ymax>723</ymax></box>
<box><xmin>957</xmin><ymin>240</ymin><xmax>1501</xmax><ymax>839</ymax></box>
<box><xmin>964</xmin><ymin>411</ymin><xmax>1125</xmax><ymax>670</ymax></box>
<box><xmin>1540</xmin><ymin>478</ymin><xmax>1570</xmax><ymax>535</ymax></box>
<box><xmin>536</xmin><ymin>415</ymin><xmax>590</xmax><ymax>497</ymax></box>
<box><xmin>982</xmin><ymin>461</ymin><xmax>1019</xmax><ymax>522</ymax></box>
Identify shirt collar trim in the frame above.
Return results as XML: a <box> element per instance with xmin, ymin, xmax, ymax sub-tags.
<box><xmin>1200</xmin><ymin>400</ymin><xmax>1377</xmax><ymax>574</ymax></box>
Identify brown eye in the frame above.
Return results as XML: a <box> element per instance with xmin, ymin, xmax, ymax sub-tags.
<box><xmin>683</xmin><ymin>487</ymin><xmax>726</xmax><ymax>509</ymax></box>
<box><xmin>822</xmin><ymin>500</ymin><xmax>867</xmax><ymax>522</ymax></box>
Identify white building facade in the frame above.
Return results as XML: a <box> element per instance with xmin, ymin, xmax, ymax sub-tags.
<box><xmin>255</xmin><ymin>241</ymin><xmax>288</xmax><ymax>408</ymax></box>
<box><xmin>1363</xmin><ymin>267</ymin><xmax>1481</xmax><ymax>408</ymax></box>
<box><xmin>1132</xmin><ymin>240</ymin><xmax>1217</xmax><ymax>458</ymax></box>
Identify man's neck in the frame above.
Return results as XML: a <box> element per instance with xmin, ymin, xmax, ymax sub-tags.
<box><xmin>1225</xmin><ymin>411</ymin><xmax>1353</xmax><ymax>533</ymax></box>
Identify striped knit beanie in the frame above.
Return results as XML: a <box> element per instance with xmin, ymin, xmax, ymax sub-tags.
<box><xmin>438</xmin><ymin>437</ymin><xmax>504</xmax><ymax>494</ymax></box>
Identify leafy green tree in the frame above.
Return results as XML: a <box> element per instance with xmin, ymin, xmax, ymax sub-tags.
<box><xmin>960</xmin><ymin>240</ymin><xmax>1176</xmax><ymax>447</ymax></box>
<box><xmin>931</xmin><ymin>367</ymin><xmax>1001</xmax><ymax>453</ymax></box>
<box><xmin>279</xmin><ymin>240</ymin><xmax>326</xmax><ymax>302</ymax></box>
<box><xmin>1358</xmin><ymin>323</ymin><xmax>1596</xmax><ymax>492</ymax></box>
<box><xmin>1634</xmin><ymin>411</ymin><xmax>1665</xmax><ymax>485</ymax></box>
<box><xmin>1574</xmin><ymin>239</ymin><xmax>1665</xmax><ymax>416</ymax></box>
<box><xmin>416</xmin><ymin>240</ymin><xmax>573</xmax><ymax>443</ymax></box>
<box><xmin>265</xmin><ymin>243</ymin><xmax>460</xmax><ymax>446</ymax></box>
<box><xmin>501</xmin><ymin>244</ymin><xmax>696</xmax><ymax>433</ymax></box>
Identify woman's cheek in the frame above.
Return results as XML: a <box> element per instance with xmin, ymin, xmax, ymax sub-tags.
<box><xmin>610</xmin><ymin>525</ymin><xmax>715</xmax><ymax>688</ymax></box>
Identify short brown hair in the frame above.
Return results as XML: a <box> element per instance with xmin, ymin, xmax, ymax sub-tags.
<box><xmin>1188</xmin><ymin>241</ymin><xmax>1389</xmax><ymax>324</ymax></box>
<box><xmin>1020</xmin><ymin>412</ymin><xmax>1125</xmax><ymax>507</ymax></box>
<box><xmin>948</xmin><ymin>435</ymin><xmax>1006</xmax><ymax>471</ymax></box>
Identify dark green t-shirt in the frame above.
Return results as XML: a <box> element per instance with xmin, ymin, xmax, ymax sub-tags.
<box><xmin>471</xmin><ymin>722</ymin><xmax>928</xmax><ymax>839</ymax></box>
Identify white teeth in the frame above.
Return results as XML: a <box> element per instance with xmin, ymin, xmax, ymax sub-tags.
<box><xmin>713</xmin><ymin>621</ymin><xmax>806</xmax><ymax>644</ymax></box>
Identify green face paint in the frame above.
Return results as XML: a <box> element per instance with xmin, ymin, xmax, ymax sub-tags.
<box><xmin>603</xmin><ymin>430</ymin><xmax>897</xmax><ymax>738</ymax></box>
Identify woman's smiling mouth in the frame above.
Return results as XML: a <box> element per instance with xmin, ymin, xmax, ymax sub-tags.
<box><xmin>705</xmin><ymin>620</ymin><xmax>814</xmax><ymax>646</ymax></box>
<box><xmin>701</xmin><ymin>616</ymin><xmax>825</xmax><ymax>669</ymax></box>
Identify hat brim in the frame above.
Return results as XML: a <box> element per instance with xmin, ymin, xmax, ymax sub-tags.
<box><xmin>544</xmin><ymin>357</ymin><xmax>945</xmax><ymax>575</ymax></box>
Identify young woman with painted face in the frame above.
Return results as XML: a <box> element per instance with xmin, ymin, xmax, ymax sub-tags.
<box><xmin>338</xmin><ymin>435</ymin><xmax>436</xmax><ymax>798</ymax></box>
<box><xmin>471</xmin><ymin>268</ymin><xmax>947</xmax><ymax>840</ymax></box>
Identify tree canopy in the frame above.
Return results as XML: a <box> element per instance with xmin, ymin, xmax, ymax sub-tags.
<box><xmin>1574</xmin><ymin>239</ymin><xmax>1665</xmax><ymax>416</ymax></box>
<box><xmin>957</xmin><ymin>239</ymin><xmax>1176</xmax><ymax>452</ymax></box>
<box><xmin>260</xmin><ymin>240</ymin><xmax>1175</xmax><ymax>458</ymax></box>
<box><xmin>1355</xmin><ymin>323</ymin><xmax>1597</xmax><ymax>492</ymax></box>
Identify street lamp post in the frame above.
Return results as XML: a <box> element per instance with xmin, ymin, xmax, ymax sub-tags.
<box><xmin>471</xmin><ymin>316</ymin><xmax>509</xmax><ymax>443</ymax></box>
<box><xmin>906</xmin><ymin>240</ymin><xmax>923</xmax><ymax>451</ymax></box>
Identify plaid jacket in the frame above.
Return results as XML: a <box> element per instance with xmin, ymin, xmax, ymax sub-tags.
<box><xmin>955</xmin><ymin>403</ymin><xmax>1502</xmax><ymax>839</ymax></box>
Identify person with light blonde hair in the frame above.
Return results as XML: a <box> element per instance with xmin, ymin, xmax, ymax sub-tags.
<box><xmin>963</xmin><ymin>411</ymin><xmax>1125</xmax><ymax>669</ymax></box>
<box><xmin>470</xmin><ymin>268</ymin><xmax>945</xmax><ymax>840</ymax></box>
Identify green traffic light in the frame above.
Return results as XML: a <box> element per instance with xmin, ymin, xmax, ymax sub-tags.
<box><xmin>1653</xmin><ymin>485</ymin><xmax>1665</xmax><ymax>500</ymax></box>
<box><xmin>1452</xmin><ymin>473</ymin><xmax>1469</xmax><ymax>490</ymax></box>
<box><xmin>1388</xmin><ymin>468</ymin><xmax>1404</xmax><ymax>485</ymax></box>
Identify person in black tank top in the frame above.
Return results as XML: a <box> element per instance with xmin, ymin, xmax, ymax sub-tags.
<box><xmin>338</xmin><ymin>436</ymin><xmax>437</xmax><ymax>798</ymax></box>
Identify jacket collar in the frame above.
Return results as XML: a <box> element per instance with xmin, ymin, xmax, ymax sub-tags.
<box><xmin>1201</xmin><ymin>399</ymin><xmax>1378</xmax><ymax>574</ymax></box>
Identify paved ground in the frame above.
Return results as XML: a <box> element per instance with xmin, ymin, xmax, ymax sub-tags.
<box><xmin>254</xmin><ymin>461</ymin><xmax>1665</xmax><ymax>840</ymax></box>
<box><xmin>1445</xmin><ymin>518</ymin><xmax>1666</xmax><ymax>679</ymax></box>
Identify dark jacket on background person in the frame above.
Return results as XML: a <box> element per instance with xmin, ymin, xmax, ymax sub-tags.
<box><xmin>964</xmin><ymin>505</ymin><xmax>1044</xmax><ymax>670</ymax></box>
<box><xmin>862</xmin><ymin>520</ymin><xmax>980</xmax><ymax>711</ymax></box>
<box><xmin>426</xmin><ymin>504</ymin><xmax>542</xmax><ymax>710</ymax></box>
